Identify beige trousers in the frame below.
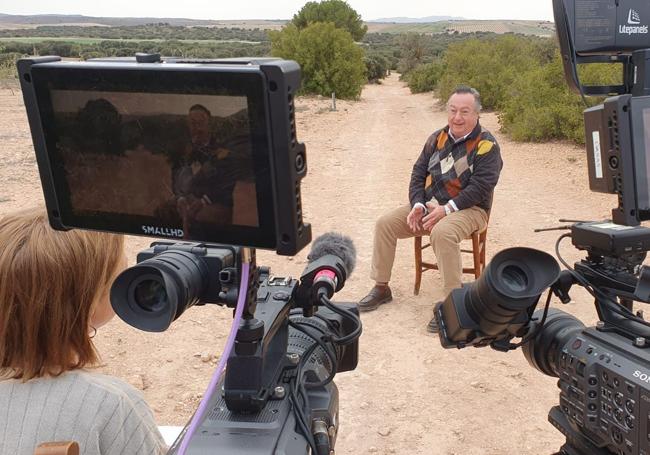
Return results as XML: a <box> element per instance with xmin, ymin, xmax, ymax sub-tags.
<box><xmin>370</xmin><ymin>204</ymin><xmax>488</xmax><ymax>295</ymax></box>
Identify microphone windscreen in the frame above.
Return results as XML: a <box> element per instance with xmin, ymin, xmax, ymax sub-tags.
<box><xmin>308</xmin><ymin>232</ymin><xmax>356</xmax><ymax>275</ymax></box>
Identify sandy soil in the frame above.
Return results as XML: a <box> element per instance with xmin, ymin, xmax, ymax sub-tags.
<box><xmin>0</xmin><ymin>74</ymin><xmax>622</xmax><ymax>454</ymax></box>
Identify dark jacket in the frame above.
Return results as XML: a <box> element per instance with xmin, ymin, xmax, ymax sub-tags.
<box><xmin>408</xmin><ymin>122</ymin><xmax>502</xmax><ymax>212</ymax></box>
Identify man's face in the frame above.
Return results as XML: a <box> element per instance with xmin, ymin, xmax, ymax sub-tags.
<box><xmin>447</xmin><ymin>93</ymin><xmax>479</xmax><ymax>139</ymax></box>
<box><xmin>188</xmin><ymin>109</ymin><xmax>211</xmax><ymax>144</ymax></box>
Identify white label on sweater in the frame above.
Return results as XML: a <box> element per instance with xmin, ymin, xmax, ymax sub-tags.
<box><xmin>440</xmin><ymin>155</ymin><xmax>454</xmax><ymax>174</ymax></box>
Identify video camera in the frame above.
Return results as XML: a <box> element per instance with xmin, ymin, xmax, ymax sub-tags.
<box><xmin>434</xmin><ymin>1</ymin><xmax>650</xmax><ymax>454</ymax></box>
<box><xmin>17</xmin><ymin>54</ymin><xmax>362</xmax><ymax>454</ymax></box>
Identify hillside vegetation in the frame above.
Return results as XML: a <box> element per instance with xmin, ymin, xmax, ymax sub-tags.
<box><xmin>0</xmin><ymin>8</ymin><xmax>604</xmax><ymax>144</ymax></box>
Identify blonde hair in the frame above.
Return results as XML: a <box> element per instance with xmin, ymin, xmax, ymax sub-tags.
<box><xmin>0</xmin><ymin>207</ymin><xmax>125</xmax><ymax>380</ymax></box>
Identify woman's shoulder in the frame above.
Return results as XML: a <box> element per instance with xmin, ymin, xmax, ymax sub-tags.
<box><xmin>0</xmin><ymin>370</ymin><xmax>166</xmax><ymax>454</ymax></box>
<box><xmin>1</xmin><ymin>369</ymin><xmax>146</xmax><ymax>407</ymax></box>
<box><xmin>73</xmin><ymin>369</ymin><xmax>148</xmax><ymax>403</ymax></box>
<box><xmin>74</xmin><ymin>371</ymin><xmax>166</xmax><ymax>452</ymax></box>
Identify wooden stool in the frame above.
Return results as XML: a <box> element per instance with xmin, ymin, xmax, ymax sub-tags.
<box><xmin>34</xmin><ymin>442</ymin><xmax>79</xmax><ymax>455</ymax></box>
<box><xmin>413</xmin><ymin>227</ymin><xmax>488</xmax><ymax>295</ymax></box>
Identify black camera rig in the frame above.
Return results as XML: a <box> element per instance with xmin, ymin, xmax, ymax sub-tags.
<box><xmin>129</xmin><ymin>237</ymin><xmax>361</xmax><ymax>455</ymax></box>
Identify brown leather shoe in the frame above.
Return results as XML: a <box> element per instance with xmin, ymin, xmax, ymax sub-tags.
<box><xmin>427</xmin><ymin>301</ymin><xmax>443</xmax><ymax>333</ymax></box>
<box><xmin>358</xmin><ymin>286</ymin><xmax>392</xmax><ymax>312</ymax></box>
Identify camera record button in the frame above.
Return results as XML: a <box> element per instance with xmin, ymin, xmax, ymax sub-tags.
<box><xmin>273</xmin><ymin>291</ymin><xmax>291</xmax><ymax>301</ymax></box>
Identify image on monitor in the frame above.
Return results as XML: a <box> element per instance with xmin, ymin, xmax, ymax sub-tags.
<box><xmin>49</xmin><ymin>90</ymin><xmax>260</xmax><ymax>236</ymax></box>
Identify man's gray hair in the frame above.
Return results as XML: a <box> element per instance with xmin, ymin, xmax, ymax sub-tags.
<box><xmin>448</xmin><ymin>85</ymin><xmax>482</xmax><ymax>113</ymax></box>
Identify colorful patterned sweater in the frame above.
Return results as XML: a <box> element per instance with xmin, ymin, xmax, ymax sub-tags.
<box><xmin>408</xmin><ymin>123</ymin><xmax>503</xmax><ymax>212</ymax></box>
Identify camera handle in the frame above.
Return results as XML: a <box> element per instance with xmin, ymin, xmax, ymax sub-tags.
<box><xmin>223</xmin><ymin>253</ymin><xmax>300</xmax><ymax>413</ymax></box>
<box><xmin>572</xmin><ymin>259</ymin><xmax>650</xmax><ymax>342</ymax></box>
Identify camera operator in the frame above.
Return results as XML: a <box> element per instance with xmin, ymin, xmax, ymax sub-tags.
<box><xmin>358</xmin><ymin>86</ymin><xmax>503</xmax><ymax>332</ymax></box>
<box><xmin>0</xmin><ymin>207</ymin><xmax>166</xmax><ymax>455</ymax></box>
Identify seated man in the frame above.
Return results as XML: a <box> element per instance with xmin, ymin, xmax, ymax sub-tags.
<box><xmin>358</xmin><ymin>86</ymin><xmax>503</xmax><ymax>332</ymax></box>
<box><xmin>167</xmin><ymin>104</ymin><xmax>242</xmax><ymax>235</ymax></box>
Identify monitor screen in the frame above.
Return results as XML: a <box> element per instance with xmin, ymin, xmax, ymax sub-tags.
<box><xmin>30</xmin><ymin>65</ymin><xmax>277</xmax><ymax>248</ymax></box>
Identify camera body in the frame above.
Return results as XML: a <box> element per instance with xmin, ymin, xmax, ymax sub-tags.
<box><xmin>18</xmin><ymin>55</ymin><xmax>310</xmax><ymax>255</ymax></box>
<box><xmin>516</xmin><ymin>307</ymin><xmax>650</xmax><ymax>454</ymax></box>
<box><xmin>547</xmin><ymin>324</ymin><xmax>650</xmax><ymax>454</ymax></box>
<box><xmin>163</xmin><ymin>266</ymin><xmax>359</xmax><ymax>454</ymax></box>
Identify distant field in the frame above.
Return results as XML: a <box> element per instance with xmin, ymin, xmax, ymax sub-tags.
<box><xmin>367</xmin><ymin>22</ymin><xmax>448</xmax><ymax>34</ymax></box>
<box><xmin>366</xmin><ymin>20</ymin><xmax>554</xmax><ymax>36</ymax></box>
<box><xmin>0</xmin><ymin>37</ymin><xmax>262</xmax><ymax>44</ymax></box>
<box><xmin>0</xmin><ymin>19</ymin><xmax>286</xmax><ymax>30</ymax></box>
<box><xmin>0</xmin><ymin>16</ymin><xmax>554</xmax><ymax>36</ymax></box>
<box><xmin>0</xmin><ymin>22</ymin><xmax>111</xmax><ymax>29</ymax></box>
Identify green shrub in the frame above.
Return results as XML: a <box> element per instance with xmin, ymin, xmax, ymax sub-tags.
<box><xmin>291</xmin><ymin>0</ymin><xmax>367</xmax><ymax>41</ymax></box>
<box><xmin>499</xmin><ymin>51</ymin><xmax>592</xmax><ymax>143</ymax></box>
<box><xmin>0</xmin><ymin>61</ymin><xmax>17</xmax><ymax>82</ymax></box>
<box><xmin>436</xmin><ymin>35</ymin><xmax>550</xmax><ymax>110</ymax></box>
<box><xmin>397</xmin><ymin>33</ymin><xmax>426</xmax><ymax>75</ymax></box>
<box><xmin>270</xmin><ymin>22</ymin><xmax>367</xmax><ymax>99</ymax></box>
<box><xmin>0</xmin><ymin>52</ymin><xmax>21</xmax><ymax>82</ymax></box>
<box><xmin>365</xmin><ymin>55</ymin><xmax>389</xmax><ymax>83</ymax></box>
<box><xmin>406</xmin><ymin>61</ymin><xmax>443</xmax><ymax>93</ymax></box>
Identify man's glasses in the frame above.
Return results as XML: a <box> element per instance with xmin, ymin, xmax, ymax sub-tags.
<box><xmin>447</xmin><ymin>108</ymin><xmax>475</xmax><ymax>118</ymax></box>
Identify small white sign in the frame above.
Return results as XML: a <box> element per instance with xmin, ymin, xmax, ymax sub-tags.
<box><xmin>592</xmin><ymin>131</ymin><xmax>603</xmax><ymax>179</ymax></box>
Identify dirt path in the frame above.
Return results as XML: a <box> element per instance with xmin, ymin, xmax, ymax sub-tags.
<box><xmin>0</xmin><ymin>74</ymin><xmax>620</xmax><ymax>454</ymax></box>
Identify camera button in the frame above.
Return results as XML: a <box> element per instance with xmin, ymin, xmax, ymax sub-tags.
<box><xmin>273</xmin><ymin>291</ymin><xmax>291</xmax><ymax>301</ymax></box>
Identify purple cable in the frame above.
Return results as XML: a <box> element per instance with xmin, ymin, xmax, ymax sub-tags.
<box><xmin>177</xmin><ymin>261</ymin><xmax>250</xmax><ymax>455</ymax></box>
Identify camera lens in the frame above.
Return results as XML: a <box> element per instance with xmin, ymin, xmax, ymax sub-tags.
<box><xmin>502</xmin><ymin>265</ymin><xmax>528</xmax><ymax>293</ymax></box>
<box><xmin>111</xmin><ymin>250</ymin><xmax>212</xmax><ymax>332</ymax></box>
<box><xmin>522</xmin><ymin>309</ymin><xmax>585</xmax><ymax>377</ymax></box>
<box><xmin>446</xmin><ymin>247</ymin><xmax>560</xmax><ymax>342</ymax></box>
<box><xmin>133</xmin><ymin>278</ymin><xmax>167</xmax><ymax>312</ymax></box>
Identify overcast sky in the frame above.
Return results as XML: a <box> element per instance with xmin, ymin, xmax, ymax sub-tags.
<box><xmin>1</xmin><ymin>1</ymin><xmax>555</xmax><ymax>22</ymax></box>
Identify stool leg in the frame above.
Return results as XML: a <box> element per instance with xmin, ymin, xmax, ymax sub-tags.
<box><xmin>414</xmin><ymin>236</ymin><xmax>422</xmax><ymax>295</ymax></box>
<box><xmin>480</xmin><ymin>233</ymin><xmax>487</xmax><ymax>275</ymax></box>
<box><xmin>472</xmin><ymin>233</ymin><xmax>481</xmax><ymax>279</ymax></box>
